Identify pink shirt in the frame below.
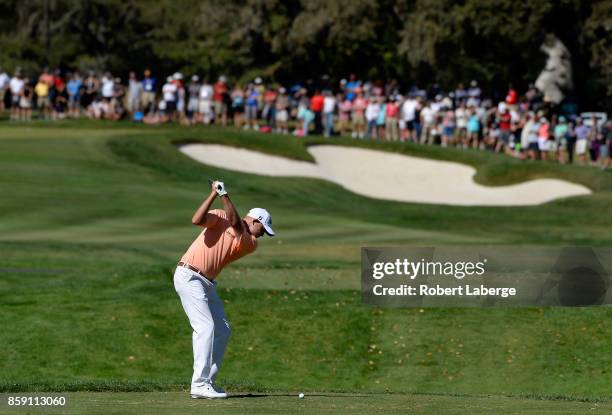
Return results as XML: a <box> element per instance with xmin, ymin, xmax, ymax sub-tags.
<box><xmin>353</xmin><ymin>97</ymin><xmax>367</xmax><ymax>116</ymax></box>
<box><xmin>180</xmin><ymin>209</ymin><xmax>257</xmax><ymax>279</ymax></box>
<box><xmin>386</xmin><ymin>103</ymin><xmax>398</xmax><ymax>118</ymax></box>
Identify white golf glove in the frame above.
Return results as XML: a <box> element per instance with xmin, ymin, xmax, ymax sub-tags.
<box><xmin>213</xmin><ymin>180</ymin><xmax>228</xmax><ymax>196</ymax></box>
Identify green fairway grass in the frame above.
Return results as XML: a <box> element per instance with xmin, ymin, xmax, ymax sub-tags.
<box><xmin>2</xmin><ymin>392</ymin><xmax>611</xmax><ymax>415</ymax></box>
<box><xmin>1</xmin><ymin>121</ymin><xmax>611</xmax><ymax>413</ymax></box>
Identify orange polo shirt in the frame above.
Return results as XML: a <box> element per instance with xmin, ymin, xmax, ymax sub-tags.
<box><xmin>180</xmin><ymin>209</ymin><xmax>257</xmax><ymax>279</ymax></box>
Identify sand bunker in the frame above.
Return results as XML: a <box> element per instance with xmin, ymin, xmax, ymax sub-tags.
<box><xmin>179</xmin><ymin>144</ymin><xmax>591</xmax><ymax>206</ymax></box>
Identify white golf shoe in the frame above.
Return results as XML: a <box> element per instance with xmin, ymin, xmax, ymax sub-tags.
<box><xmin>190</xmin><ymin>383</ymin><xmax>228</xmax><ymax>399</ymax></box>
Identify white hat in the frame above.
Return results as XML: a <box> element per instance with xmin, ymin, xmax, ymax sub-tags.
<box><xmin>247</xmin><ymin>208</ymin><xmax>275</xmax><ymax>236</ymax></box>
<box><xmin>173</xmin><ymin>72</ymin><xmax>183</xmax><ymax>80</ymax></box>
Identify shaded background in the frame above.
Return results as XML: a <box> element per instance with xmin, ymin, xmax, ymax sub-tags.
<box><xmin>0</xmin><ymin>0</ymin><xmax>609</xmax><ymax>109</ymax></box>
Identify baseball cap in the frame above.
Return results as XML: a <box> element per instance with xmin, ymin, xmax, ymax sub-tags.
<box><xmin>247</xmin><ymin>208</ymin><xmax>275</xmax><ymax>236</ymax></box>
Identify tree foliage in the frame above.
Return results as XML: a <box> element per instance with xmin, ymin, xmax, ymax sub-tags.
<box><xmin>0</xmin><ymin>0</ymin><xmax>608</xmax><ymax>107</ymax></box>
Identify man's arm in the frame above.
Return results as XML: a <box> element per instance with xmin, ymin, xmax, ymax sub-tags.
<box><xmin>191</xmin><ymin>184</ymin><xmax>217</xmax><ymax>226</ymax></box>
<box><xmin>220</xmin><ymin>194</ymin><xmax>246</xmax><ymax>234</ymax></box>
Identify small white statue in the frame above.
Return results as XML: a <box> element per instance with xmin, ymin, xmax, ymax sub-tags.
<box><xmin>535</xmin><ymin>34</ymin><xmax>573</xmax><ymax>104</ymax></box>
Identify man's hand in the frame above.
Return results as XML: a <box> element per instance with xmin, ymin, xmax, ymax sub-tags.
<box><xmin>212</xmin><ymin>180</ymin><xmax>228</xmax><ymax>197</ymax></box>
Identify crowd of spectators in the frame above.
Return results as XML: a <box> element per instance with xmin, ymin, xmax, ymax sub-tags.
<box><xmin>0</xmin><ymin>67</ymin><xmax>609</xmax><ymax>169</ymax></box>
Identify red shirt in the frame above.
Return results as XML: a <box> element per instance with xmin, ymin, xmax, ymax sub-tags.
<box><xmin>386</xmin><ymin>102</ymin><xmax>399</xmax><ymax>118</ymax></box>
<box><xmin>213</xmin><ymin>82</ymin><xmax>228</xmax><ymax>102</ymax></box>
<box><xmin>499</xmin><ymin>112</ymin><xmax>511</xmax><ymax>131</ymax></box>
<box><xmin>310</xmin><ymin>95</ymin><xmax>324</xmax><ymax>112</ymax></box>
<box><xmin>505</xmin><ymin>89</ymin><xmax>517</xmax><ymax>105</ymax></box>
<box><xmin>54</xmin><ymin>77</ymin><xmax>65</xmax><ymax>89</ymax></box>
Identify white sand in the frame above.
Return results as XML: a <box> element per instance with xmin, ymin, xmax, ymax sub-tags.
<box><xmin>179</xmin><ymin>143</ymin><xmax>591</xmax><ymax>206</ymax></box>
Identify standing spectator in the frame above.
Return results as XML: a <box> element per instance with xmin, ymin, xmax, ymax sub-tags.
<box><xmin>322</xmin><ymin>90</ymin><xmax>336</xmax><ymax>137</ymax></box>
<box><xmin>82</xmin><ymin>71</ymin><xmax>99</xmax><ymax>110</ymax></box>
<box><xmin>66</xmin><ymin>72</ymin><xmax>82</xmax><ymax>118</ymax></box>
<box><xmin>213</xmin><ymin>76</ymin><xmax>229</xmax><ymax>126</ymax></box>
<box><xmin>351</xmin><ymin>91</ymin><xmax>367</xmax><ymax>138</ymax></box>
<box><xmin>376</xmin><ymin>97</ymin><xmax>386</xmax><ymax>139</ymax></box>
<box><xmin>52</xmin><ymin>82</ymin><xmax>68</xmax><ymax>120</ymax></box>
<box><xmin>505</xmin><ymin>84</ymin><xmax>517</xmax><ymax>106</ymax></box>
<box><xmin>39</xmin><ymin>67</ymin><xmax>54</xmax><ymax>89</ymax></box>
<box><xmin>174</xmin><ymin>73</ymin><xmax>185</xmax><ymax>122</ymax></box>
<box><xmin>440</xmin><ymin>108</ymin><xmax>455</xmax><ymax>147</ymax></box>
<box><xmin>419</xmin><ymin>100</ymin><xmax>436</xmax><ymax>144</ymax></box>
<box><xmin>253</xmin><ymin>77</ymin><xmax>265</xmax><ymax>122</ymax></box>
<box><xmin>111</xmin><ymin>77</ymin><xmax>126</xmax><ymax>120</ymax></box>
<box><xmin>554</xmin><ymin>116</ymin><xmax>569</xmax><ymax>163</ymax></box>
<box><xmin>400</xmin><ymin>94</ymin><xmax>418</xmax><ymax>142</ymax></box>
<box><xmin>34</xmin><ymin>75</ymin><xmax>51</xmax><ymax>120</ymax></box>
<box><xmin>454</xmin><ymin>83</ymin><xmax>467</xmax><ymax>107</ymax></box>
<box><xmin>0</xmin><ymin>68</ymin><xmax>9</xmax><ymax>113</ymax></box>
<box><xmin>537</xmin><ymin>116</ymin><xmax>551</xmax><ymax>159</ymax></box>
<box><xmin>101</xmin><ymin>73</ymin><xmax>114</xmax><ymax>102</ymax></box>
<box><xmin>385</xmin><ymin>96</ymin><xmax>399</xmax><ymax>141</ymax></box>
<box><xmin>262</xmin><ymin>86</ymin><xmax>277</xmax><ymax>129</ymax></box>
<box><xmin>141</xmin><ymin>69</ymin><xmax>157</xmax><ymax>115</ymax></box>
<box><xmin>187</xmin><ymin>75</ymin><xmax>201</xmax><ymax>123</ymax></box>
<box><xmin>298</xmin><ymin>101</ymin><xmax>314</xmax><ymax>136</ymax></box>
<box><xmin>467</xmin><ymin>80</ymin><xmax>481</xmax><ymax>107</ymax></box>
<box><xmin>337</xmin><ymin>93</ymin><xmax>352</xmax><ymax>136</ymax></box>
<box><xmin>244</xmin><ymin>84</ymin><xmax>259</xmax><ymax>130</ymax></box>
<box><xmin>526</xmin><ymin>115</ymin><xmax>541</xmax><ymax>160</ymax></box>
<box><xmin>565</xmin><ymin>120</ymin><xmax>577</xmax><ymax>164</ymax></box>
<box><xmin>495</xmin><ymin>108</ymin><xmax>512</xmax><ymax>154</ymax></box>
<box><xmin>365</xmin><ymin>97</ymin><xmax>380</xmax><ymax>139</ymax></box>
<box><xmin>345</xmin><ymin>74</ymin><xmax>361</xmax><ymax>102</ymax></box>
<box><xmin>275</xmin><ymin>87</ymin><xmax>290</xmax><ymax>134</ymax></box>
<box><xmin>310</xmin><ymin>90</ymin><xmax>324</xmax><ymax>135</ymax></box>
<box><xmin>519</xmin><ymin>112</ymin><xmax>534</xmax><ymax>158</ymax></box>
<box><xmin>574</xmin><ymin>118</ymin><xmax>590</xmax><ymax>165</ymax></box>
<box><xmin>162</xmin><ymin>76</ymin><xmax>177</xmax><ymax>121</ymax></box>
<box><xmin>385</xmin><ymin>95</ymin><xmax>399</xmax><ymax>141</ymax></box>
<box><xmin>19</xmin><ymin>77</ymin><xmax>33</xmax><ymax>121</ymax></box>
<box><xmin>231</xmin><ymin>83</ymin><xmax>245</xmax><ymax>128</ymax></box>
<box><xmin>455</xmin><ymin>102</ymin><xmax>468</xmax><ymax>147</ymax></box>
<box><xmin>9</xmin><ymin>71</ymin><xmax>24</xmax><ymax>121</ymax></box>
<box><xmin>199</xmin><ymin>79</ymin><xmax>214</xmax><ymax>124</ymax></box>
<box><xmin>466</xmin><ymin>107</ymin><xmax>481</xmax><ymax>148</ymax></box>
<box><xmin>588</xmin><ymin>115</ymin><xmax>601</xmax><ymax>164</ymax></box>
<box><xmin>127</xmin><ymin>71</ymin><xmax>143</xmax><ymax>115</ymax></box>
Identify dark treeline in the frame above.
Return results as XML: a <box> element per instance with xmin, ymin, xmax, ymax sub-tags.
<box><xmin>0</xmin><ymin>0</ymin><xmax>609</xmax><ymax>109</ymax></box>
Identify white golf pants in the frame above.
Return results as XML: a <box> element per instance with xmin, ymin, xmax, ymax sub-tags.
<box><xmin>173</xmin><ymin>266</ymin><xmax>231</xmax><ymax>387</ymax></box>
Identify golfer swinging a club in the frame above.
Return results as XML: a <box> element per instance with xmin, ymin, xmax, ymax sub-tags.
<box><xmin>174</xmin><ymin>179</ymin><xmax>274</xmax><ymax>399</ymax></box>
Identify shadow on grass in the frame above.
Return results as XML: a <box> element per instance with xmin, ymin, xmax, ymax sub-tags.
<box><xmin>229</xmin><ymin>393</ymin><xmax>372</xmax><ymax>399</ymax></box>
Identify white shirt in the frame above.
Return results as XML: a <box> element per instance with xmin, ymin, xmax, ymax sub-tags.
<box><xmin>101</xmin><ymin>78</ymin><xmax>114</xmax><ymax>98</ymax></box>
<box><xmin>401</xmin><ymin>98</ymin><xmax>418</xmax><ymax>121</ymax></box>
<box><xmin>365</xmin><ymin>102</ymin><xmax>380</xmax><ymax>121</ymax></box>
<box><xmin>162</xmin><ymin>82</ymin><xmax>177</xmax><ymax>101</ymax></box>
<box><xmin>9</xmin><ymin>77</ymin><xmax>24</xmax><ymax>95</ymax></box>
<box><xmin>420</xmin><ymin>106</ymin><xmax>436</xmax><ymax>125</ymax></box>
<box><xmin>0</xmin><ymin>73</ymin><xmax>9</xmax><ymax>90</ymax></box>
<box><xmin>323</xmin><ymin>96</ymin><xmax>336</xmax><ymax>114</ymax></box>
<box><xmin>455</xmin><ymin>107</ymin><xmax>467</xmax><ymax>128</ymax></box>
<box><xmin>199</xmin><ymin>84</ymin><xmax>213</xmax><ymax>100</ymax></box>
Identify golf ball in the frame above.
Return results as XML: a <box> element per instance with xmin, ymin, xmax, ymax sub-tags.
<box><xmin>299</xmin><ymin>393</ymin><xmax>304</xmax><ymax>399</ymax></box>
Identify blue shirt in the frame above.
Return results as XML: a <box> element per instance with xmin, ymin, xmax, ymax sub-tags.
<box><xmin>246</xmin><ymin>90</ymin><xmax>259</xmax><ymax>107</ymax></box>
<box><xmin>67</xmin><ymin>79</ymin><xmax>82</xmax><ymax>96</ymax></box>
<box><xmin>143</xmin><ymin>77</ymin><xmax>156</xmax><ymax>92</ymax></box>
<box><xmin>346</xmin><ymin>81</ymin><xmax>361</xmax><ymax>102</ymax></box>
<box><xmin>575</xmin><ymin>125</ymin><xmax>590</xmax><ymax>140</ymax></box>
